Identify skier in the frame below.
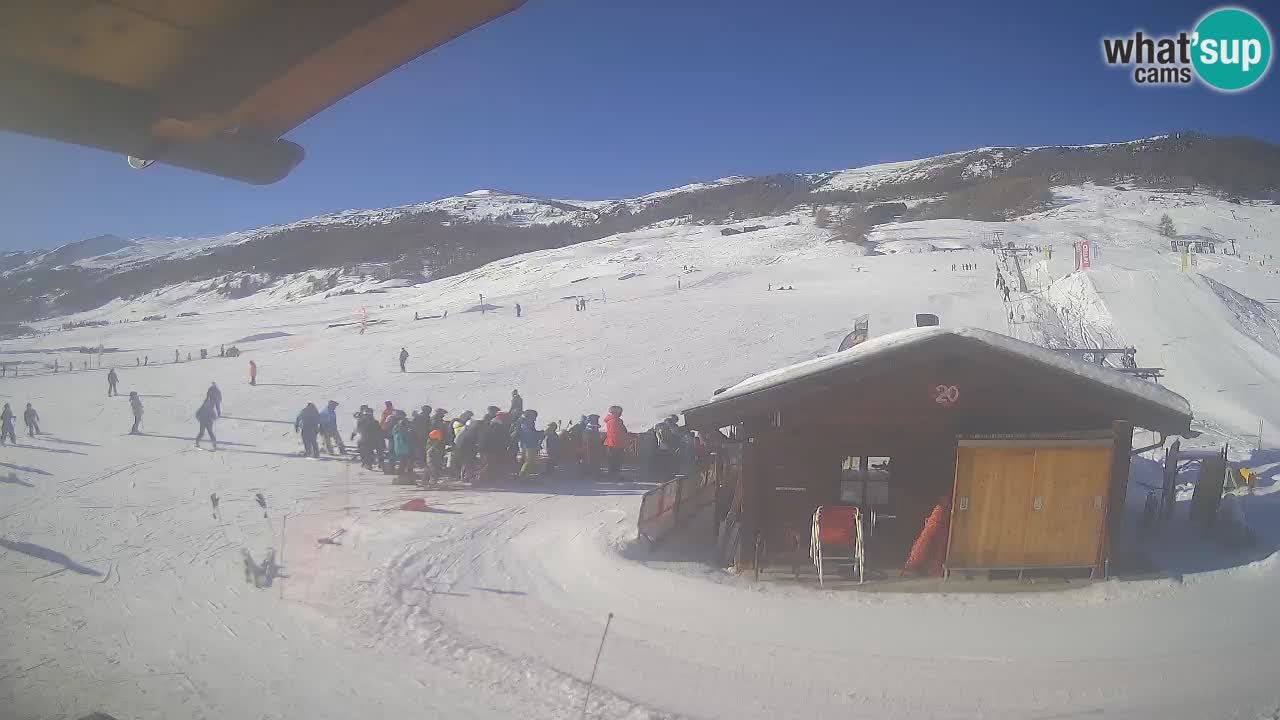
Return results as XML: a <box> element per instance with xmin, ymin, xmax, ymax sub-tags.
<box><xmin>295</xmin><ymin>402</ymin><xmax>321</xmax><ymax>458</ymax></box>
<box><xmin>477</xmin><ymin>412</ymin><xmax>511</xmax><ymax>485</ymax></box>
<box><xmin>107</xmin><ymin>368</ymin><xmax>119</xmax><ymax>397</ymax></box>
<box><xmin>414</xmin><ymin>311</ymin><xmax>419</xmax><ymax>320</ymax></box>
<box><xmin>380</xmin><ymin>401</ymin><xmax>396</xmax><ymax>430</ymax></box>
<box><xmin>194</xmin><ymin>398</ymin><xmax>217</xmax><ymax>450</ymax></box>
<box><xmin>428</xmin><ymin>407</ymin><xmax>450</xmax><ymax>471</ymax></box>
<box><xmin>450</xmin><ymin>411</ymin><xmax>473</xmax><ymax>443</ymax></box>
<box><xmin>515</xmin><ymin>303</ymin><xmax>522</xmax><ymax>318</ymax></box>
<box><xmin>654</xmin><ymin>415</ymin><xmax>681</xmax><ymax>479</ymax></box>
<box><xmin>425</xmin><ymin>428</ymin><xmax>447</xmax><ymax>484</ymax></box>
<box><xmin>23</xmin><ymin>403</ymin><xmax>41</xmax><ymax>437</ymax></box>
<box><xmin>453</xmin><ymin>413</ymin><xmax>482</xmax><ymax>480</ymax></box>
<box><xmin>319</xmin><ymin>400</ymin><xmax>345</xmax><ymax>455</ymax></box>
<box><xmin>175</xmin><ymin>349</ymin><xmax>180</xmax><ymax>363</ymax></box>
<box><xmin>602</xmin><ymin>405</ymin><xmax>628</xmax><ymax>476</ymax></box>
<box><xmin>578</xmin><ymin>414</ymin><xmax>602</xmax><ymax>476</ymax></box>
<box><xmin>390</xmin><ymin>411</ymin><xmax>414</xmax><ymax>480</ymax></box>
<box><xmin>399</xmin><ymin>347</ymin><xmax>409</xmax><ymax>373</ymax></box>
<box><xmin>129</xmin><ymin>391</ymin><xmax>144</xmax><ymax>434</ymax></box>
<box><xmin>53</xmin><ymin>359</ymin><xmax>59</xmax><ymax>373</ymax></box>
<box><xmin>516</xmin><ymin>410</ymin><xmax>542</xmax><ymax>478</ymax></box>
<box><xmin>352</xmin><ymin>407</ymin><xmax>383</xmax><ymax>470</ymax></box>
<box><xmin>0</xmin><ymin>403</ymin><xmax>15</xmax><ymax>445</ymax></box>
<box><xmin>249</xmin><ymin>359</ymin><xmax>257</xmax><ymax>386</ymax></box>
<box><xmin>543</xmin><ymin>421</ymin><xmax>561</xmax><ymax>474</ymax></box>
<box><xmin>448</xmin><ymin>410</ymin><xmax>474</xmax><ymax>476</ymax></box>
<box><xmin>509</xmin><ymin>389</ymin><xmax>524</xmax><ymax>416</ymax></box>
<box><xmin>206</xmin><ymin>382</ymin><xmax>222</xmax><ymax>417</ymax></box>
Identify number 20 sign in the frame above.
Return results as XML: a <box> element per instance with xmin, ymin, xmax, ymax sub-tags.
<box><xmin>934</xmin><ymin>384</ymin><xmax>960</xmax><ymax>406</ymax></box>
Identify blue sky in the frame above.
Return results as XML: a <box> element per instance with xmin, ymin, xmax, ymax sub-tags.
<box><xmin>1</xmin><ymin>0</ymin><xmax>1277</xmax><ymax>250</ymax></box>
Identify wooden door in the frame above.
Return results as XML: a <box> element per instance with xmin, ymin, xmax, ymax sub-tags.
<box><xmin>1022</xmin><ymin>446</ymin><xmax>1112</xmax><ymax>567</ymax></box>
<box><xmin>947</xmin><ymin>447</ymin><xmax>1036</xmax><ymax>569</ymax></box>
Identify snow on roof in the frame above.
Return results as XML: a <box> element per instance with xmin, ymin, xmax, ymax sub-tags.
<box><xmin>697</xmin><ymin>326</ymin><xmax>1192</xmax><ymax>429</ymax></box>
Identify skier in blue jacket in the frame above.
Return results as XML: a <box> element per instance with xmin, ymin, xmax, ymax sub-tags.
<box><xmin>318</xmin><ymin>400</ymin><xmax>345</xmax><ymax>455</ymax></box>
<box><xmin>516</xmin><ymin>410</ymin><xmax>543</xmax><ymax>478</ymax></box>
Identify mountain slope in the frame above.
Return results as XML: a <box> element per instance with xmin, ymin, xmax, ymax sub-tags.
<box><xmin>4</xmin><ymin>132</ymin><xmax>1279</xmax><ymax>325</ymax></box>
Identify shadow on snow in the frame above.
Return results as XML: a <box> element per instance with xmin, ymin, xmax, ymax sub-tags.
<box><xmin>0</xmin><ymin>537</ymin><xmax>103</xmax><ymax>576</ymax></box>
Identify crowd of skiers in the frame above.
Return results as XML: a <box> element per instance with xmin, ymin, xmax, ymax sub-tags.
<box><xmin>295</xmin><ymin>389</ymin><xmax>632</xmax><ymax>486</ymax></box>
<box><xmin>274</xmin><ymin>387</ymin><xmax>703</xmax><ymax>488</ymax></box>
<box><xmin>5</xmin><ymin>357</ymin><xmax>701</xmax><ymax>487</ymax></box>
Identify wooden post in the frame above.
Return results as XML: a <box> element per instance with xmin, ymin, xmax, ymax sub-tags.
<box><xmin>1161</xmin><ymin>439</ymin><xmax>1181</xmax><ymax>523</ymax></box>
<box><xmin>1103</xmin><ymin>421</ymin><xmax>1134</xmax><ymax>576</ymax></box>
<box><xmin>860</xmin><ymin>455</ymin><xmax>870</xmax><ymax>512</ymax></box>
<box><xmin>672</xmin><ymin>474</ymin><xmax>684</xmax><ymax>524</ymax></box>
<box><xmin>738</xmin><ymin>436</ymin><xmax>761</xmax><ymax>572</ymax></box>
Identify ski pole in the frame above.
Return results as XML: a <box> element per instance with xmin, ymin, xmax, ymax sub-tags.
<box><xmin>580</xmin><ymin>612</ymin><xmax>614</xmax><ymax>720</ymax></box>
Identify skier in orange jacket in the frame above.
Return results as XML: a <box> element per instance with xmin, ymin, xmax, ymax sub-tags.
<box><xmin>602</xmin><ymin>405</ymin><xmax>628</xmax><ymax>476</ymax></box>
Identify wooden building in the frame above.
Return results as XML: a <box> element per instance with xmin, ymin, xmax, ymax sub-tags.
<box><xmin>682</xmin><ymin>326</ymin><xmax>1192</xmax><ymax>578</ymax></box>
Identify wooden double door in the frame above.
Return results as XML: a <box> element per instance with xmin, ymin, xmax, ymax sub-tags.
<box><xmin>946</xmin><ymin>440</ymin><xmax>1113</xmax><ymax>571</ymax></box>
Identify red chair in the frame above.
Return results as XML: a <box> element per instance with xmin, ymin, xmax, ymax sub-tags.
<box><xmin>810</xmin><ymin>505</ymin><xmax>864</xmax><ymax>586</ymax></box>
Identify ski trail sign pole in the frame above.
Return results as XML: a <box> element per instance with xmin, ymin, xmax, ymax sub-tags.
<box><xmin>278</xmin><ymin>513</ymin><xmax>287</xmax><ymax>600</ymax></box>
<box><xmin>580</xmin><ymin>612</ymin><xmax>614</xmax><ymax>720</ymax></box>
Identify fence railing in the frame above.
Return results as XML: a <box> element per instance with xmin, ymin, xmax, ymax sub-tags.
<box><xmin>637</xmin><ymin>464</ymin><xmax>716</xmax><ymax>544</ymax></box>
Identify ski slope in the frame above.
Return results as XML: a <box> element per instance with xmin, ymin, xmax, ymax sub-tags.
<box><xmin>4</xmin><ymin>184</ymin><xmax>1280</xmax><ymax>719</ymax></box>
<box><xmin>1088</xmin><ymin>264</ymin><xmax>1280</xmax><ymax>440</ymax></box>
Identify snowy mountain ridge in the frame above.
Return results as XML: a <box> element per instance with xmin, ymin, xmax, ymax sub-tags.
<box><xmin>5</xmin><ymin>134</ymin><xmax>1206</xmax><ymax>270</ymax></box>
<box><xmin>3</xmin><ymin>132</ymin><xmax>1278</xmax><ymax>325</ymax></box>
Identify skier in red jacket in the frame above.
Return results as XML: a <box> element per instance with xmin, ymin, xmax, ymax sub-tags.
<box><xmin>602</xmin><ymin>405</ymin><xmax>628</xmax><ymax>476</ymax></box>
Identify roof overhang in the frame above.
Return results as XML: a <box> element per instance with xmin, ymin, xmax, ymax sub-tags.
<box><xmin>683</xmin><ymin>326</ymin><xmax>1194</xmax><ymax>437</ymax></box>
<box><xmin>0</xmin><ymin>0</ymin><xmax>525</xmax><ymax>184</ymax></box>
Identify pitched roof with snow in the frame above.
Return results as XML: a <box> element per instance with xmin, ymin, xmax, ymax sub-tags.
<box><xmin>683</xmin><ymin>326</ymin><xmax>1193</xmax><ymax>436</ymax></box>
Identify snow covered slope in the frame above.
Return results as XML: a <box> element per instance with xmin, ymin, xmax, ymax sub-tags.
<box><xmin>5</xmin><ymin>164</ymin><xmax>1280</xmax><ymax>717</ymax></box>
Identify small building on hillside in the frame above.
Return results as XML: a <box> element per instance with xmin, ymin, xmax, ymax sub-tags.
<box><xmin>681</xmin><ymin>326</ymin><xmax>1192</xmax><ymax>580</ymax></box>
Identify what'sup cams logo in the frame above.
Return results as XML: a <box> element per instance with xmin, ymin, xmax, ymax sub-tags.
<box><xmin>1102</xmin><ymin>6</ymin><xmax>1271</xmax><ymax>91</ymax></box>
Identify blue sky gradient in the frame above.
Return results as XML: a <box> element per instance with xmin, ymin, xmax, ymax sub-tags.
<box><xmin>1</xmin><ymin>0</ymin><xmax>1276</xmax><ymax>250</ymax></box>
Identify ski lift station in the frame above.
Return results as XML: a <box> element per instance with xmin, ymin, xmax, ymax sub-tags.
<box><xmin>677</xmin><ymin>325</ymin><xmax>1193</xmax><ymax>584</ymax></box>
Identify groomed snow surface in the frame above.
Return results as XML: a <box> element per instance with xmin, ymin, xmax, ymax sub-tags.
<box><xmin>4</xmin><ymin>184</ymin><xmax>1280</xmax><ymax>719</ymax></box>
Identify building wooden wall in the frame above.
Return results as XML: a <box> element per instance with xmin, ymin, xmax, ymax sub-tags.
<box><xmin>946</xmin><ymin>439</ymin><xmax>1113</xmax><ymax>572</ymax></box>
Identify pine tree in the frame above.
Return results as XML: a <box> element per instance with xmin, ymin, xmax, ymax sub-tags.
<box><xmin>1158</xmin><ymin>213</ymin><xmax>1176</xmax><ymax>238</ymax></box>
<box><xmin>838</xmin><ymin>208</ymin><xmax>869</xmax><ymax>244</ymax></box>
<box><xmin>813</xmin><ymin>206</ymin><xmax>832</xmax><ymax>228</ymax></box>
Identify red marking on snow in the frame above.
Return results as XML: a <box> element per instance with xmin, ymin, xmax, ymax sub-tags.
<box><xmin>400</xmin><ymin>498</ymin><xmax>431</xmax><ymax>512</ymax></box>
